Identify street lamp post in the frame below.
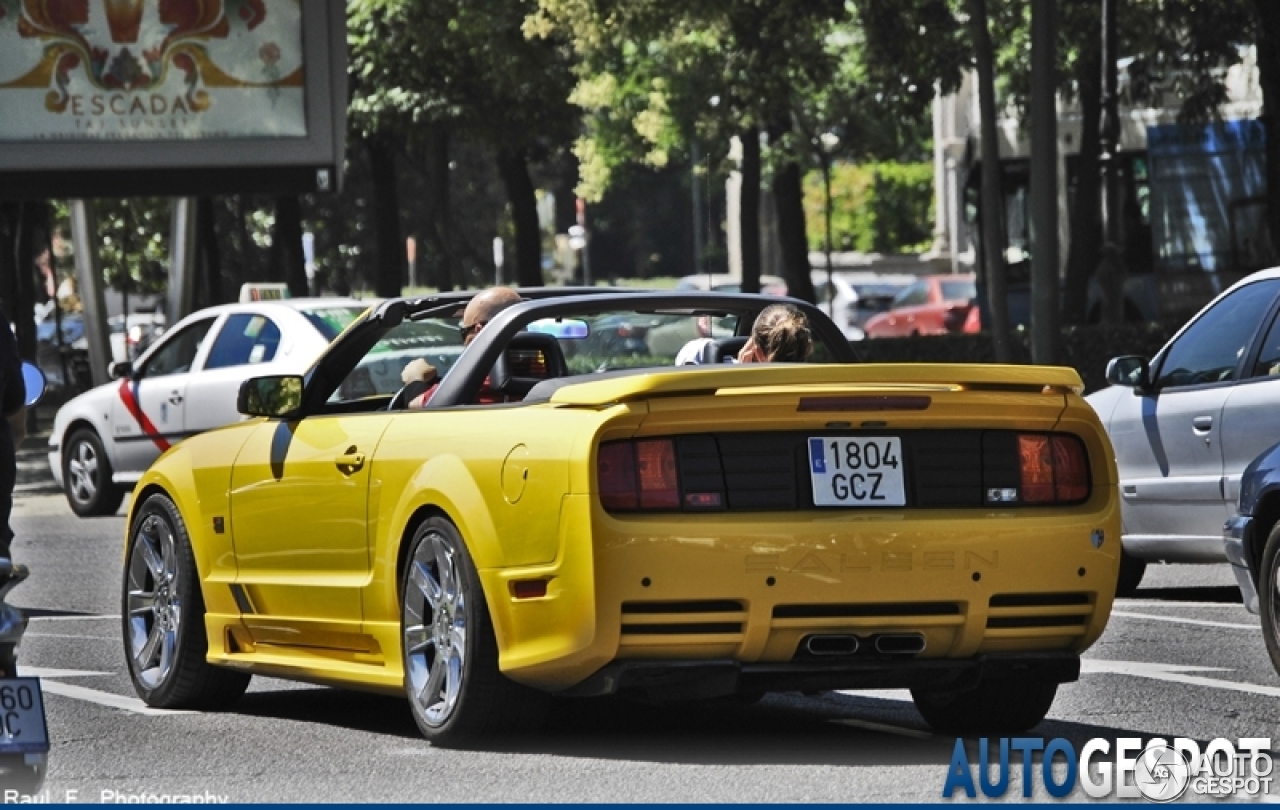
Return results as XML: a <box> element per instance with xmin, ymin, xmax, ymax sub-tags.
<box><xmin>819</xmin><ymin>132</ymin><xmax>840</xmax><ymax>318</ymax></box>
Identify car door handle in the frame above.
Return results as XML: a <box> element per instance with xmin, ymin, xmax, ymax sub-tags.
<box><xmin>168</xmin><ymin>391</ymin><xmax>183</xmax><ymax>405</ymax></box>
<box><xmin>335</xmin><ymin>448</ymin><xmax>365</xmax><ymax>475</ymax></box>
<box><xmin>1192</xmin><ymin>415</ymin><xmax>1213</xmax><ymax>432</ymax></box>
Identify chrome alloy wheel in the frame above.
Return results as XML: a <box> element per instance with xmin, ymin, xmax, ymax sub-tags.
<box><xmin>67</xmin><ymin>438</ymin><xmax>100</xmax><ymax>504</ymax></box>
<box><xmin>125</xmin><ymin>513</ymin><xmax>181</xmax><ymax>689</ymax></box>
<box><xmin>403</xmin><ymin>528</ymin><xmax>467</xmax><ymax>728</ymax></box>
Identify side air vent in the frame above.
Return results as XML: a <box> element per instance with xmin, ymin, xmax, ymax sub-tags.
<box><xmin>986</xmin><ymin>592</ymin><xmax>1093</xmax><ymax>632</ymax></box>
<box><xmin>620</xmin><ymin>600</ymin><xmax>746</xmax><ymax>636</ymax></box>
<box><xmin>773</xmin><ymin>602</ymin><xmax>959</xmax><ymax>619</ymax></box>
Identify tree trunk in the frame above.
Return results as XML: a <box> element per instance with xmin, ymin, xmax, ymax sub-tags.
<box><xmin>740</xmin><ymin>127</ymin><xmax>762</xmax><ymax>294</ymax></box>
<box><xmin>968</xmin><ymin>0</ymin><xmax>1013</xmax><ymax>363</ymax></box>
<box><xmin>426</xmin><ymin>126</ymin><xmax>457</xmax><ymax>291</ymax></box>
<box><xmin>772</xmin><ymin>160</ymin><xmax>816</xmax><ymax>303</ymax></box>
<box><xmin>1256</xmin><ymin>0</ymin><xmax>1280</xmax><ymax>264</ymax></box>
<box><xmin>0</xmin><ymin>204</ymin><xmax>18</xmax><ymax>322</ymax></box>
<box><xmin>368</xmin><ymin>136</ymin><xmax>405</xmax><ymax>298</ymax></box>
<box><xmin>196</xmin><ymin>197</ymin><xmax>223</xmax><ymax>307</ymax></box>
<box><xmin>273</xmin><ymin>195</ymin><xmax>308</xmax><ymax>298</ymax></box>
<box><xmin>14</xmin><ymin>203</ymin><xmax>39</xmax><ymax>362</ymax></box>
<box><xmin>1062</xmin><ymin>32</ymin><xmax>1103</xmax><ymax>325</ymax></box>
<box><xmin>234</xmin><ymin>195</ymin><xmax>257</xmax><ymax>283</ymax></box>
<box><xmin>497</xmin><ymin>147</ymin><xmax>543</xmax><ymax>288</ymax></box>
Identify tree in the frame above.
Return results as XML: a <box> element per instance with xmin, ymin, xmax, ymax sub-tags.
<box><xmin>349</xmin><ymin>0</ymin><xmax>580</xmax><ymax>290</ymax></box>
<box><xmin>533</xmin><ymin>0</ymin><xmax>965</xmax><ymax>302</ymax></box>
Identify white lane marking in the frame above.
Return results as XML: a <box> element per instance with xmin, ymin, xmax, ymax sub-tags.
<box><xmin>21</xmin><ymin>667</ymin><xmax>111</xmax><ymax>679</ymax></box>
<box><xmin>27</xmin><ymin>614</ymin><xmax>120</xmax><ymax>622</ymax></box>
<box><xmin>838</xmin><ymin>688</ymin><xmax>913</xmax><ymax>702</ymax></box>
<box><xmin>1121</xmin><ymin>599</ymin><xmax>1246</xmax><ymax>610</ymax></box>
<box><xmin>1111</xmin><ymin>610</ymin><xmax>1260</xmax><ymax>630</ymax></box>
<box><xmin>830</xmin><ymin>718</ymin><xmax>932</xmax><ymax>739</ymax></box>
<box><xmin>1083</xmin><ymin>659</ymin><xmax>1280</xmax><ymax>699</ymax></box>
<box><xmin>39</xmin><ymin>680</ymin><xmax>191</xmax><ymax>716</ymax></box>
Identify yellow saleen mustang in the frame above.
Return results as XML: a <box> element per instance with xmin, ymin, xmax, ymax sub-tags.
<box><xmin>122</xmin><ymin>290</ymin><xmax>1120</xmax><ymax>746</ymax></box>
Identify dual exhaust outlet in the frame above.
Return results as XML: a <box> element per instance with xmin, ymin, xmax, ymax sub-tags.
<box><xmin>802</xmin><ymin>632</ymin><xmax>926</xmax><ymax>657</ymax></box>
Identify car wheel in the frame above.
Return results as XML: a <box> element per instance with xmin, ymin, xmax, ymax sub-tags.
<box><xmin>1260</xmin><ymin>523</ymin><xmax>1280</xmax><ymax>677</ymax></box>
<box><xmin>911</xmin><ymin>678</ymin><xmax>1058</xmax><ymax>735</ymax></box>
<box><xmin>123</xmin><ymin>493</ymin><xmax>250</xmax><ymax>709</ymax></box>
<box><xmin>1115</xmin><ymin>548</ymin><xmax>1147</xmax><ymax>597</ymax></box>
<box><xmin>401</xmin><ymin>517</ymin><xmax>549</xmax><ymax>746</ymax></box>
<box><xmin>62</xmin><ymin>428</ymin><xmax>124</xmax><ymax>517</ymax></box>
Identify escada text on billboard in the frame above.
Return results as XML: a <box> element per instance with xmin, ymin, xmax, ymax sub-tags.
<box><xmin>0</xmin><ymin>0</ymin><xmax>347</xmax><ymax>198</ymax></box>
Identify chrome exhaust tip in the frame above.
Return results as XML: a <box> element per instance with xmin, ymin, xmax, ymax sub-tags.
<box><xmin>873</xmin><ymin>633</ymin><xmax>926</xmax><ymax>655</ymax></box>
<box><xmin>803</xmin><ymin>634</ymin><xmax>860</xmax><ymax>656</ymax></box>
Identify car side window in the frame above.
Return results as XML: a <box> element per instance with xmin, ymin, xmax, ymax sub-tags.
<box><xmin>138</xmin><ymin>318</ymin><xmax>215</xmax><ymax>379</ymax></box>
<box><xmin>1155</xmin><ymin>280</ymin><xmax>1280</xmax><ymax>388</ymax></box>
<box><xmin>893</xmin><ymin>282</ymin><xmax>928</xmax><ymax>309</ymax></box>
<box><xmin>204</xmin><ymin>314</ymin><xmax>282</xmax><ymax>370</ymax></box>
<box><xmin>1250</xmin><ymin>303</ymin><xmax>1280</xmax><ymax>378</ymax></box>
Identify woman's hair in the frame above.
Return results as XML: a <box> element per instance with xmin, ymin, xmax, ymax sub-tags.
<box><xmin>750</xmin><ymin>304</ymin><xmax>812</xmax><ymax>362</ymax></box>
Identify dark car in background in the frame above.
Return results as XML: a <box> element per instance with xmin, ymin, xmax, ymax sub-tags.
<box><xmin>1225</xmin><ymin>441</ymin><xmax>1280</xmax><ymax>678</ymax></box>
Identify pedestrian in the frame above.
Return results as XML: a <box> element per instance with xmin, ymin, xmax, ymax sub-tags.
<box><xmin>0</xmin><ymin>305</ymin><xmax>27</xmax><ymax>563</ymax></box>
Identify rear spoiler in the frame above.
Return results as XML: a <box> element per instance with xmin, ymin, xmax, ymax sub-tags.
<box><xmin>546</xmin><ymin>363</ymin><xmax>1085</xmax><ymax>407</ymax></box>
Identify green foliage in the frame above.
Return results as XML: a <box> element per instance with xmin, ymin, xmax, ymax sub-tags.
<box><xmin>853</xmin><ymin>321</ymin><xmax>1179</xmax><ymax>393</ymax></box>
<box><xmin>94</xmin><ymin>200</ymin><xmax>171</xmax><ymax>297</ymax></box>
<box><xmin>804</xmin><ymin>162</ymin><xmax>933</xmax><ymax>254</ymax></box>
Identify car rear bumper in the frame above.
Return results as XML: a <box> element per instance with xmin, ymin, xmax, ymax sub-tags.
<box><xmin>490</xmin><ymin>495</ymin><xmax>1120</xmax><ymax>692</ymax></box>
<box><xmin>1224</xmin><ymin>515</ymin><xmax>1260</xmax><ymax>614</ymax></box>
<box><xmin>46</xmin><ymin>449</ymin><xmax>62</xmax><ymax>489</ymax></box>
<box><xmin>1121</xmin><ymin>533</ymin><xmax>1228</xmax><ymax>563</ymax></box>
<box><xmin>559</xmin><ymin>650</ymin><xmax>1081</xmax><ymax>700</ymax></box>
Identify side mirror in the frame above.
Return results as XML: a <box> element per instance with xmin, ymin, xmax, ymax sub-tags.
<box><xmin>20</xmin><ymin>362</ymin><xmax>45</xmax><ymax>407</ymax></box>
<box><xmin>237</xmin><ymin>375</ymin><xmax>303</xmax><ymax>418</ymax></box>
<box><xmin>109</xmin><ymin>361</ymin><xmax>133</xmax><ymax>380</ymax></box>
<box><xmin>1105</xmin><ymin>355</ymin><xmax>1151</xmax><ymax>389</ymax></box>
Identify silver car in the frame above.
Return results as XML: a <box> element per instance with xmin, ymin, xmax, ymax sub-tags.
<box><xmin>1086</xmin><ymin>268</ymin><xmax>1280</xmax><ymax>594</ymax></box>
<box><xmin>48</xmin><ymin>298</ymin><xmax>369</xmax><ymax>517</ymax></box>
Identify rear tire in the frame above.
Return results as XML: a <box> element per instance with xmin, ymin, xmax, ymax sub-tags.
<box><xmin>911</xmin><ymin>678</ymin><xmax>1058</xmax><ymax>735</ymax></box>
<box><xmin>401</xmin><ymin>517</ymin><xmax>549</xmax><ymax>747</ymax></box>
<box><xmin>1115</xmin><ymin>548</ymin><xmax>1147</xmax><ymax>597</ymax></box>
<box><xmin>1259</xmin><ymin>523</ymin><xmax>1280</xmax><ymax>678</ymax></box>
<box><xmin>62</xmin><ymin>428</ymin><xmax>125</xmax><ymax>517</ymax></box>
<box><xmin>123</xmin><ymin>493</ymin><xmax>250</xmax><ymax>709</ymax></box>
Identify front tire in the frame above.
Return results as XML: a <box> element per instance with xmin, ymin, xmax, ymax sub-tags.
<box><xmin>123</xmin><ymin>493</ymin><xmax>249</xmax><ymax>709</ymax></box>
<box><xmin>1260</xmin><ymin>523</ymin><xmax>1280</xmax><ymax>678</ymax></box>
<box><xmin>911</xmin><ymin>678</ymin><xmax>1058</xmax><ymax>735</ymax></box>
<box><xmin>62</xmin><ymin>428</ymin><xmax>124</xmax><ymax>517</ymax></box>
<box><xmin>401</xmin><ymin>517</ymin><xmax>548</xmax><ymax>746</ymax></box>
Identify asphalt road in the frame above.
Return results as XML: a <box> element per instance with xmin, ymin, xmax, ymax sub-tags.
<box><xmin>7</xmin><ymin>438</ymin><xmax>1280</xmax><ymax>803</ymax></box>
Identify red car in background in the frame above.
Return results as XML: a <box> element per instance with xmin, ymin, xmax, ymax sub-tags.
<box><xmin>863</xmin><ymin>273</ymin><xmax>979</xmax><ymax>338</ymax></box>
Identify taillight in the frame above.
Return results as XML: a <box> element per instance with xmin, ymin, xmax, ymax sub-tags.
<box><xmin>598</xmin><ymin>438</ymin><xmax>681</xmax><ymax>511</ymax></box>
<box><xmin>1018</xmin><ymin>433</ymin><xmax>1090</xmax><ymax>503</ymax></box>
<box><xmin>598</xmin><ymin>442</ymin><xmax>638</xmax><ymax>510</ymax></box>
<box><xmin>635</xmin><ymin>439</ymin><xmax>679</xmax><ymax>508</ymax></box>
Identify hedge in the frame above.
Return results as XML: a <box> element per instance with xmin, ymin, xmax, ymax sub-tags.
<box><xmin>850</xmin><ymin>322</ymin><xmax>1180</xmax><ymax>394</ymax></box>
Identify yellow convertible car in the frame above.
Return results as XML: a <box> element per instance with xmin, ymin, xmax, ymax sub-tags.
<box><xmin>122</xmin><ymin>289</ymin><xmax>1120</xmax><ymax>746</ymax></box>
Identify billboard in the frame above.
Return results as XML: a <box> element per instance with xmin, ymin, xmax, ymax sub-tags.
<box><xmin>0</xmin><ymin>0</ymin><xmax>347</xmax><ymax>197</ymax></box>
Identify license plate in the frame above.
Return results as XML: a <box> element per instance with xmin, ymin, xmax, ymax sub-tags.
<box><xmin>808</xmin><ymin>437</ymin><xmax>906</xmax><ymax>507</ymax></box>
<box><xmin>0</xmin><ymin>679</ymin><xmax>48</xmax><ymax>754</ymax></box>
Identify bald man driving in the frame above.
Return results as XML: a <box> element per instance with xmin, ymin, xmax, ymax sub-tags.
<box><xmin>401</xmin><ymin>286</ymin><xmax>523</xmax><ymax>407</ymax></box>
